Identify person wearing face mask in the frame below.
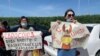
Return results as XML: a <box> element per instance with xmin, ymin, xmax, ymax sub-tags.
<box><xmin>13</xmin><ymin>15</ymin><xmax>50</xmax><ymax>56</ymax></box>
<box><xmin>18</xmin><ymin>16</ymin><xmax>33</xmax><ymax>31</ymax></box>
<box><xmin>56</xmin><ymin>9</ymin><xmax>80</xmax><ymax>56</ymax></box>
<box><xmin>17</xmin><ymin>16</ymin><xmax>42</xmax><ymax>56</ymax></box>
<box><xmin>64</xmin><ymin>9</ymin><xmax>77</xmax><ymax>23</ymax></box>
<box><xmin>17</xmin><ymin>16</ymin><xmax>32</xmax><ymax>56</ymax></box>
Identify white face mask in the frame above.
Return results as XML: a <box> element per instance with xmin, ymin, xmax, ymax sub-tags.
<box><xmin>21</xmin><ymin>22</ymin><xmax>27</xmax><ymax>27</ymax></box>
<box><xmin>66</xmin><ymin>18</ymin><xmax>73</xmax><ymax>22</ymax></box>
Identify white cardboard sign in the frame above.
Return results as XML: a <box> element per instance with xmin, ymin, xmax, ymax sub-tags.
<box><xmin>2</xmin><ymin>31</ymin><xmax>42</xmax><ymax>50</ymax></box>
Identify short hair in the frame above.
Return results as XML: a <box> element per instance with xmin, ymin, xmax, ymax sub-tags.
<box><xmin>2</xmin><ymin>21</ymin><xmax>8</xmax><ymax>26</ymax></box>
<box><xmin>64</xmin><ymin>9</ymin><xmax>75</xmax><ymax>18</ymax></box>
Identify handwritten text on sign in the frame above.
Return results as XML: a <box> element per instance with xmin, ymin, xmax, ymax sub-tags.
<box><xmin>51</xmin><ymin>22</ymin><xmax>90</xmax><ymax>49</ymax></box>
<box><xmin>2</xmin><ymin>31</ymin><xmax>42</xmax><ymax>50</ymax></box>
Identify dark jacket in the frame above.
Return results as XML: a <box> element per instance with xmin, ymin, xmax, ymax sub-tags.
<box><xmin>0</xmin><ymin>27</ymin><xmax>6</xmax><ymax>47</ymax></box>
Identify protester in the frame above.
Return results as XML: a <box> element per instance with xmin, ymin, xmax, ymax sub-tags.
<box><xmin>0</xmin><ymin>21</ymin><xmax>6</xmax><ymax>56</ymax></box>
<box><xmin>0</xmin><ymin>21</ymin><xmax>11</xmax><ymax>56</ymax></box>
<box><xmin>17</xmin><ymin>16</ymin><xmax>40</xmax><ymax>56</ymax></box>
<box><xmin>49</xmin><ymin>9</ymin><xmax>80</xmax><ymax>56</ymax></box>
<box><xmin>57</xmin><ymin>9</ymin><xmax>80</xmax><ymax>56</ymax></box>
<box><xmin>2</xmin><ymin>21</ymin><xmax>12</xmax><ymax>56</ymax></box>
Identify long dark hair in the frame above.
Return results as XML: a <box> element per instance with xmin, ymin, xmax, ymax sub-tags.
<box><xmin>19</xmin><ymin>16</ymin><xmax>29</xmax><ymax>29</ymax></box>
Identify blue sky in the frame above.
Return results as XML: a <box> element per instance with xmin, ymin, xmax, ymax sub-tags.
<box><xmin>0</xmin><ymin>0</ymin><xmax>100</xmax><ymax>17</ymax></box>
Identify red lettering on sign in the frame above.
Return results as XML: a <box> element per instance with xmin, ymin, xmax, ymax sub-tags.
<box><xmin>70</xmin><ymin>28</ymin><xmax>85</xmax><ymax>37</ymax></box>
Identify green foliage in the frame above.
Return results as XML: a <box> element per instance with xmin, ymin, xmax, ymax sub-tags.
<box><xmin>0</xmin><ymin>15</ymin><xmax>100</xmax><ymax>28</ymax></box>
<box><xmin>76</xmin><ymin>15</ymin><xmax>100</xmax><ymax>23</ymax></box>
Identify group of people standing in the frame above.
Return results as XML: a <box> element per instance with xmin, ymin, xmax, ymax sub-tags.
<box><xmin>0</xmin><ymin>8</ymin><xmax>80</xmax><ymax>56</ymax></box>
<box><xmin>0</xmin><ymin>16</ymin><xmax>45</xmax><ymax>56</ymax></box>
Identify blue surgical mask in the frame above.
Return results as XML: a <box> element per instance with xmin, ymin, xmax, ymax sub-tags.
<box><xmin>21</xmin><ymin>22</ymin><xmax>27</xmax><ymax>27</ymax></box>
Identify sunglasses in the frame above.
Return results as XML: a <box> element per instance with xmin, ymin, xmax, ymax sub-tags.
<box><xmin>67</xmin><ymin>14</ymin><xmax>74</xmax><ymax>17</ymax></box>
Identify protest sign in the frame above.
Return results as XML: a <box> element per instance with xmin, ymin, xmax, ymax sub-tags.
<box><xmin>51</xmin><ymin>22</ymin><xmax>90</xmax><ymax>49</ymax></box>
<box><xmin>51</xmin><ymin>22</ymin><xmax>69</xmax><ymax>49</ymax></box>
<box><xmin>2</xmin><ymin>31</ymin><xmax>42</xmax><ymax>50</ymax></box>
<box><xmin>70</xmin><ymin>23</ymin><xmax>90</xmax><ymax>38</ymax></box>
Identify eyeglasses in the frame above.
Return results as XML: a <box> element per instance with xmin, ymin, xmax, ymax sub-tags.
<box><xmin>67</xmin><ymin>14</ymin><xmax>74</xmax><ymax>17</ymax></box>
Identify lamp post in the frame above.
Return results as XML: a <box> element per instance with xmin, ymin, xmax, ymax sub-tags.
<box><xmin>8</xmin><ymin>0</ymin><xmax>11</xmax><ymax>16</ymax></box>
<box><xmin>78</xmin><ymin>0</ymin><xmax>80</xmax><ymax>15</ymax></box>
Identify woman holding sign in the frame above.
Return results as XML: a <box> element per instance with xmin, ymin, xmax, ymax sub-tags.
<box><xmin>56</xmin><ymin>9</ymin><xmax>80</xmax><ymax>56</ymax></box>
<box><xmin>17</xmin><ymin>16</ymin><xmax>40</xmax><ymax>56</ymax></box>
